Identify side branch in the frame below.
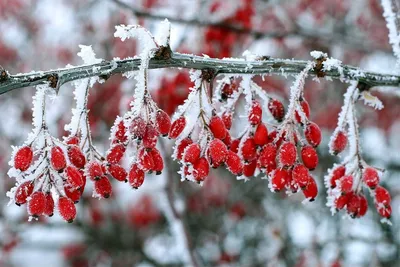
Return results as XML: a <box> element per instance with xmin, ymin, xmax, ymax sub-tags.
<box><xmin>1</xmin><ymin>53</ymin><xmax>400</xmax><ymax>95</ymax></box>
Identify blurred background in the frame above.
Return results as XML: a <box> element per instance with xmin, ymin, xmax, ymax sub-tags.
<box><xmin>0</xmin><ymin>0</ymin><xmax>400</xmax><ymax>266</ymax></box>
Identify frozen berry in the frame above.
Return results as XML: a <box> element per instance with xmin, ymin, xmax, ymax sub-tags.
<box><xmin>129</xmin><ymin>164</ymin><xmax>145</xmax><ymax>189</ymax></box>
<box><xmin>304</xmin><ymin>122</ymin><xmax>322</xmax><ymax>147</ymax></box>
<box><xmin>254</xmin><ymin>123</ymin><xmax>268</xmax><ymax>146</ymax></box>
<box><xmin>44</xmin><ymin>193</ymin><xmax>54</xmax><ymax>217</ymax></box>
<box><xmin>258</xmin><ymin>143</ymin><xmax>277</xmax><ymax>169</ymax></box>
<box><xmin>302</xmin><ymin>177</ymin><xmax>318</xmax><ymax>201</ymax></box>
<box><xmin>279</xmin><ymin>142</ymin><xmax>297</xmax><ymax>167</ymax></box>
<box><xmin>222</xmin><ymin>112</ymin><xmax>233</xmax><ymax>130</ymax></box>
<box><xmin>339</xmin><ymin>175</ymin><xmax>353</xmax><ymax>193</ymax></box>
<box><xmin>67</xmin><ymin>145</ymin><xmax>86</xmax><ymax>169</ymax></box>
<box><xmin>143</xmin><ymin>124</ymin><xmax>159</xmax><ymax>149</ymax></box>
<box><xmin>27</xmin><ymin>191</ymin><xmax>46</xmax><ymax>217</ymax></box>
<box><xmin>301</xmin><ymin>145</ymin><xmax>318</xmax><ymax>170</ymax></box>
<box><xmin>14</xmin><ymin>146</ymin><xmax>33</xmax><ymax>171</ymax></box>
<box><xmin>331</xmin><ymin>131</ymin><xmax>347</xmax><ymax>155</ymax></box>
<box><xmin>268</xmin><ymin>99</ymin><xmax>285</xmax><ymax>122</ymax></box>
<box><xmin>58</xmin><ymin>197</ymin><xmax>76</xmax><ymax>223</ymax></box>
<box><xmin>270</xmin><ymin>169</ymin><xmax>290</xmax><ymax>192</ymax></box>
<box><xmin>94</xmin><ymin>177</ymin><xmax>112</xmax><ymax>198</ymax></box>
<box><xmin>51</xmin><ymin>146</ymin><xmax>66</xmax><ymax>171</ymax></box>
<box><xmin>150</xmin><ymin>148</ymin><xmax>164</xmax><ymax>175</ymax></box>
<box><xmin>169</xmin><ymin>116</ymin><xmax>186</xmax><ymax>139</ymax></box>
<box><xmin>193</xmin><ymin>157</ymin><xmax>210</xmax><ymax>182</ymax></box>
<box><xmin>330</xmin><ymin>165</ymin><xmax>346</xmax><ymax>188</ymax></box>
<box><xmin>248</xmin><ymin>100</ymin><xmax>262</xmax><ymax>125</ymax></box>
<box><xmin>295</xmin><ymin>100</ymin><xmax>310</xmax><ymax>124</ymax></box>
<box><xmin>292</xmin><ymin>164</ymin><xmax>310</xmax><ymax>189</ymax></box>
<box><xmin>175</xmin><ymin>138</ymin><xmax>193</xmax><ymax>160</ymax></box>
<box><xmin>226</xmin><ymin>151</ymin><xmax>243</xmax><ymax>176</ymax></box>
<box><xmin>208</xmin><ymin>139</ymin><xmax>228</xmax><ymax>166</ymax></box>
<box><xmin>15</xmin><ymin>181</ymin><xmax>34</xmax><ymax>206</ymax></box>
<box><xmin>156</xmin><ymin>109</ymin><xmax>171</xmax><ymax>136</ymax></box>
<box><xmin>65</xmin><ymin>166</ymin><xmax>84</xmax><ymax>189</ymax></box>
<box><xmin>362</xmin><ymin>167</ymin><xmax>379</xmax><ymax>189</ymax></box>
<box><xmin>106</xmin><ymin>144</ymin><xmax>126</xmax><ymax>164</ymax></box>
<box><xmin>138</xmin><ymin>147</ymin><xmax>155</xmax><ymax>172</ymax></box>
<box><xmin>243</xmin><ymin>160</ymin><xmax>257</xmax><ymax>177</ymax></box>
<box><xmin>86</xmin><ymin>161</ymin><xmax>104</xmax><ymax>181</ymax></box>
<box><xmin>183</xmin><ymin>143</ymin><xmax>201</xmax><ymax>164</ymax></box>
<box><xmin>108</xmin><ymin>164</ymin><xmax>127</xmax><ymax>182</ymax></box>
<box><xmin>241</xmin><ymin>137</ymin><xmax>257</xmax><ymax>162</ymax></box>
<box><xmin>209</xmin><ymin>115</ymin><xmax>227</xmax><ymax>139</ymax></box>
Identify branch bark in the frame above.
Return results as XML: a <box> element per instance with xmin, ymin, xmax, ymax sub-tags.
<box><xmin>1</xmin><ymin>52</ymin><xmax>399</xmax><ymax>95</ymax></box>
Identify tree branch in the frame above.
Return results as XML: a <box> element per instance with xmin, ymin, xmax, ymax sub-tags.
<box><xmin>0</xmin><ymin>52</ymin><xmax>399</xmax><ymax>95</ymax></box>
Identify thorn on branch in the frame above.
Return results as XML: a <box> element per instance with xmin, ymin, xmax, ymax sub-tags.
<box><xmin>201</xmin><ymin>68</ymin><xmax>217</xmax><ymax>83</ymax></box>
<box><xmin>47</xmin><ymin>73</ymin><xmax>60</xmax><ymax>91</ymax></box>
<box><xmin>357</xmin><ymin>81</ymin><xmax>372</xmax><ymax>92</ymax></box>
<box><xmin>153</xmin><ymin>45</ymin><xmax>172</xmax><ymax>60</ymax></box>
<box><xmin>0</xmin><ymin>65</ymin><xmax>9</xmax><ymax>82</ymax></box>
<box><xmin>313</xmin><ymin>56</ymin><xmax>327</xmax><ymax>77</ymax></box>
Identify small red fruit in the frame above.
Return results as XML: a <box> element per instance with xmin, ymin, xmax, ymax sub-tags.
<box><xmin>94</xmin><ymin>177</ymin><xmax>112</xmax><ymax>198</ymax></box>
<box><xmin>331</xmin><ymin>131</ymin><xmax>347</xmax><ymax>155</ymax></box>
<box><xmin>230</xmin><ymin>139</ymin><xmax>240</xmax><ymax>153</ymax></box>
<box><xmin>156</xmin><ymin>110</ymin><xmax>171</xmax><ymax>136</ymax></box>
<box><xmin>302</xmin><ymin>177</ymin><xmax>318</xmax><ymax>201</ymax></box>
<box><xmin>51</xmin><ymin>146</ymin><xmax>66</xmax><ymax>171</ymax></box>
<box><xmin>64</xmin><ymin>185</ymin><xmax>82</xmax><ymax>203</ymax></box>
<box><xmin>193</xmin><ymin>157</ymin><xmax>210</xmax><ymax>182</ymax></box>
<box><xmin>67</xmin><ymin>145</ymin><xmax>86</xmax><ymax>169</ymax></box>
<box><xmin>279</xmin><ymin>142</ymin><xmax>297</xmax><ymax>167</ymax></box>
<box><xmin>330</xmin><ymin>165</ymin><xmax>346</xmax><ymax>188</ymax></box>
<box><xmin>258</xmin><ymin>143</ymin><xmax>277</xmax><ymax>169</ymax></box>
<box><xmin>175</xmin><ymin>138</ymin><xmax>193</xmax><ymax>160</ymax></box>
<box><xmin>58</xmin><ymin>197</ymin><xmax>77</xmax><ymax>223</ymax></box>
<box><xmin>108</xmin><ymin>164</ymin><xmax>128</xmax><ymax>182</ymax></box>
<box><xmin>374</xmin><ymin>186</ymin><xmax>391</xmax><ymax>206</ymax></box>
<box><xmin>138</xmin><ymin>147</ymin><xmax>155</xmax><ymax>172</ymax></box>
<box><xmin>268</xmin><ymin>99</ymin><xmax>285</xmax><ymax>122</ymax></box>
<box><xmin>129</xmin><ymin>164</ymin><xmax>145</xmax><ymax>189</ymax></box>
<box><xmin>66</xmin><ymin>136</ymin><xmax>79</xmax><ymax>145</ymax></box>
<box><xmin>65</xmin><ymin>166</ymin><xmax>84</xmax><ymax>189</ymax></box>
<box><xmin>27</xmin><ymin>191</ymin><xmax>46</xmax><ymax>217</ymax></box>
<box><xmin>362</xmin><ymin>167</ymin><xmax>379</xmax><ymax>189</ymax></box>
<box><xmin>87</xmin><ymin>161</ymin><xmax>104</xmax><ymax>181</ymax></box>
<box><xmin>114</xmin><ymin>120</ymin><xmax>127</xmax><ymax>142</ymax></box>
<box><xmin>241</xmin><ymin>137</ymin><xmax>257</xmax><ymax>162</ymax></box>
<box><xmin>292</xmin><ymin>164</ymin><xmax>310</xmax><ymax>189</ymax></box>
<box><xmin>243</xmin><ymin>160</ymin><xmax>257</xmax><ymax>177</ymax></box>
<box><xmin>106</xmin><ymin>144</ymin><xmax>126</xmax><ymax>164</ymax></box>
<box><xmin>183</xmin><ymin>143</ymin><xmax>201</xmax><ymax>164</ymax></box>
<box><xmin>15</xmin><ymin>181</ymin><xmax>34</xmax><ymax>206</ymax></box>
<box><xmin>248</xmin><ymin>100</ymin><xmax>262</xmax><ymax>125</ymax></box>
<box><xmin>295</xmin><ymin>100</ymin><xmax>310</xmax><ymax>124</ymax></box>
<box><xmin>222</xmin><ymin>112</ymin><xmax>233</xmax><ymax>130</ymax></box>
<box><xmin>130</xmin><ymin>117</ymin><xmax>146</xmax><ymax>140</ymax></box>
<box><xmin>150</xmin><ymin>148</ymin><xmax>164</xmax><ymax>175</ymax></box>
<box><xmin>143</xmin><ymin>124</ymin><xmax>159</xmax><ymax>149</ymax></box>
<box><xmin>44</xmin><ymin>193</ymin><xmax>55</xmax><ymax>217</ymax></box>
<box><xmin>14</xmin><ymin>146</ymin><xmax>33</xmax><ymax>171</ymax></box>
<box><xmin>301</xmin><ymin>145</ymin><xmax>318</xmax><ymax>170</ymax></box>
<box><xmin>270</xmin><ymin>169</ymin><xmax>290</xmax><ymax>192</ymax></box>
<box><xmin>208</xmin><ymin>139</ymin><xmax>228</xmax><ymax>166</ymax></box>
<box><xmin>304</xmin><ymin>122</ymin><xmax>322</xmax><ymax>147</ymax></box>
<box><xmin>169</xmin><ymin>116</ymin><xmax>186</xmax><ymax>139</ymax></box>
<box><xmin>254</xmin><ymin>123</ymin><xmax>268</xmax><ymax>146</ymax></box>
<box><xmin>209</xmin><ymin>115</ymin><xmax>227</xmax><ymax>139</ymax></box>
<box><xmin>358</xmin><ymin>194</ymin><xmax>368</xmax><ymax>217</ymax></box>
<box><xmin>226</xmin><ymin>151</ymin><xmax>243</xmax><ymax>176</ymax></box>
<box><xmin>339</xmin><ymin>175</ymin><xmax>353</xmax><ymax>193</ymax></box>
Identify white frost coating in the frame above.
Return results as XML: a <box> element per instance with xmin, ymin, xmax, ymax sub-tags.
<box><xmin>323</xmin><ymin>58</ymin><xmax>343</xmax><ymax>73</ymax></box>
<box><xmin>26</xmin><ymin>85</ymin><xmax>48</xmax><ymax>145</ymax></box>
<box><xmin>381</xmin><ymin>0</ymin><xmax>400</xmax><ymax>69</ymax></box>
<box><xmin>310</xmin><ymin>50</ymin><xmax>327</xmax><ymax>59</ymax></box>
<box><xmin>77</xmin><ymin>45</ymin><xmax>102</xmax><ymax>65</ymax></box>
<box><xmin>155</xmin><ymin>19</ymin><xmax>171</xmax><ymax>47</ymax></box>
<box><xmin>360</xmin><ymin>91</ymin><xmax>384</xmax><ymax>110</ymax></box>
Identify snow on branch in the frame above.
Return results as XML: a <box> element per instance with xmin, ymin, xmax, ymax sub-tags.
<box><xmin>381</xmin><ymin>0</ymin><xmax>400</xmax><ymax>69</ymax></box>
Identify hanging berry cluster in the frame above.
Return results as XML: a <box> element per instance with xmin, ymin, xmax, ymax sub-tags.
<box><xmin>325</xmin><ymin>82</ymin><xmax>392</xmax><ymax>221</ymax></box>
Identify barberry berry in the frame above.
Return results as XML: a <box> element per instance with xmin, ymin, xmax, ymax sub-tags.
<box><xmin>226</xmin><ymin>151</ymin><xmax>243</xmax><ymax>176</ymax></box>
<box><xmin>241</xmin><ymin>137</ymin><xmax>257</xmax><ymax>162</ymax></box>
<box><xmin>108</xmin><ymin>164</ymin><xmax>128</xmax><ymax>182</ymax></box>
<box><xmin>106</xmin><ymin>144</ymin><xmax>126</xmax><ymax>164</ymax></box>
<box><xmin>169</xmin><ymin>116</ymin><xmax>186</xmax><ymax>139</ymax></box>
<box><xmin>183</xmin><ymin>143</ymin><xmax>201</xmax><ymax>164</ymax></box>
<box><xmin>254</xmin><ymin>123</ymin><xmax>268</xmax><ymax>146</ymax></box>
<box><xmin>362</xmin><ymin>167</ymin><xmax>379</xmax><ymax>189</ymax></box>
<box><xmin>58</xmin><ymin>197</ymin><xmax>77</xmax><ymax>223</ymax></box>
<box><xmin>301</xmin><ymin>145</ymin><xmax>318</xmax><ymax>170</ymax></box>
<box><xmin>65</xmin><ymin>166</ymin><xmax>84</xmax><ymax>189</ymax></box>
<box><xmin>331</xmin><ymin>131</ymin><xmax>347</xmax><ymax>155</ymax></box>
<box><xmin>193</xmin><ymin>157</ymin><xmax>210</xmax><ymax>182</ymax></box>
<box><xmin>129</xmin><ymin>164</ymin><xmax>145</xmax><ymax>189</ymax></box>
<box><xmin>209</xmin><ymin>115</ymin><xmax>227</xmax><ymax>139</ymax></box>
<box><xmin>51</xmin><ymin>146</ymin><xmax>66</xmax><ymax>171</ymax></box>
<box><xmin>14</xmin><ymin>146</ymin><xmax>33</xmax><ymax>171</ymax></box>
<box><xmin>130</xmin><ymin>117</ymin><xmax>146</xmax><ymax>140</ymax></box>
<box><xmin>268</xmin><ymin>99</ymin><xmax>285</xmax><ymax>122</ymax></box>
<box><xmin>27</xmin><ymin>191</ymin><xmax>46</xmax><ymax>217</ymax></box>
<box><xmin>279</xmin><ymin>142</ymin><xmax>297</xmax><ymax>167</ymax></box>
<box><xmin>67</xmin><ymin>145</ymin><xmax>86</xmax><ymax>169</ymax></box>
<box><xmin>304</xmin><ymin>122</ymin><xmax>322</xmax><ymax>147</ymax></box>
<box><xmin>94</xmin><ymin>177</ymin><xmax>112</xmax><ymax>198</ymax></box>
<box><xmin>248</xmin><ymin>100</ymin><xmax>262</xmax><ymax>125</ymax></box>
<box><xmin>15</xmin><ymin>181</ymin><xmax>34</xmax><ymax>206</ymax></box>
<box><xmin>156</xmin><ymin>109</ymin><xmax>171</xmax><ymax>136</ymax></box>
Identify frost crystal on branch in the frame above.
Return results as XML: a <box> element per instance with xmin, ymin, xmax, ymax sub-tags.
<box><xmin>381</xmin><ymin>0</ymin><xmax>400</xmax><ymax>69</ymax></box>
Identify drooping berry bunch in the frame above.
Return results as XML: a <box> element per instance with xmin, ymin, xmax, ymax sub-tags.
<box><xmin>325</xmin><ymin>83</ymin><xmax>392</xmax><ymax>221</ymax></box>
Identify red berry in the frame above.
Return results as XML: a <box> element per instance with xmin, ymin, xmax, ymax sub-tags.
<box><xmin>65</xmin><ymin>166</ymin><xmax>84</xmax><ymax>189</ymax></box>
<box><xmin>376</xmin><ymin>204</ymin><xmax>392</xmax><ymax>218</ymax></box>
<box><xmin>50</xmin><ymin>146</ymin><xmax>66</xmax><ymax>171</ymax></box>
<box><xmin>156</xmin><ymin>110</ymin><xmax>171</xmax><ymax>136</ymax></box>
<box><xmin>301</xmin><ymin>145</ymin><xmax>318</xmax><ymax>170</ymax></box>
<box><xmin>108</xmin><ymin>164</ymin><xmax>127</xmax><ymax>182</ymax></box>
<box><xmin>222</xmin><ymin>112</ymin><xmax>233</xmax><ymax>130</ymax></box>
<box><xmin>86</xmin><ymin>161</ymin><xmax>104</xmax><ymax>181</ymax></box>
<box><xmin>150</xmin><ymin>148</ymin><xmax>164</xmax><ymax>175</ymax></box>
<box><xmin>15</xmin><ymin>181</ymin><xmax>34</xmax><ymax>206</ymax></box>
<box><xmin>138</xmin><ymin>147</ymin><xmax>155</xmax><ymax>172</ymax></box>
<box><xmin>335</xmin><ymin>194</ymin><xmax>350</xmax><ymax>210</ymax></box>
<box><xmin>94</xmin><ymin>177</ymin><xmax>112</xmax><ymax>198</ymax></box>
<box><xmin>358</xmin><ymin>194</ymin><xmax>368</xmax><ymax>217</ymax></box>
<box><xmin>248</xmin><ymin>100</ymin><xmax>262</xmax><ymax>125</ymax></box>
<box><xmin>243</xmin><ymin>160</ymin><xmax>257</xmax><ymax>177</ymax></box>
<box><xmin>241</xmin><ymin>137</ymin><xmax>257</xmax><ymax>162</ymax></box>
<box><xmin>302</xmin><ymin>177</ymin><xmax>318</xmax><ymax>201</ymax></box>
<box><xmin>292</xmin><ymin>164</ymin><xmax>310</xmax><ymax>189</ymax></box>
<box><xmin>230</xmin><ymin>139</ymin><xmax>240</xmax><ymax>153</ymax></box>
<box><xmin>67</xmin><ymin>145</ymin><xmax>86</xmax><ymax>169</ymax></box>
<box><xmin>106</xmin><ymin>144</ymin><xmax>126</xmax><ymax>164</ymax></box>
<box><xmin>258</xmin><ymin>143</ymin><xmax>277</xmax><ymax>169</ymax></box>
<box><xmin>208</xmin><ymin>139</ymin><xmax>228</xmax><ymax>166</ymax></box>
<box><xmin>223</xmin><ymin>131</ymin><xmax>232</xmax><ymax>147</ymax></box>
<box><xmin>339</xmin><ymin>175</ymin><xmax>353</xmax><ymax>193</ymax></box>
<box><xmin>58</xmin><ymin>197</ymin><xmax>76</xmax><ymax>223</ymax></box>
<box><xmin>209</xmin><ymin>115</ymin><xmax>227</xmax><ymax>139</ymax></box>
<box><xmin>254</xmin><ymin>123</ymin><xmax>268</xmax><ymax>146</ymax></box>
<box><xmin>114</xmin><ymin>120</ymin><xmax>127</xmax><ymax>142</ymax></box>
<box><xmin>193</xmin><ymin>157</ymin><xmax>210</xmax><ymax>182</ymax></box>
<box><xmin>27</xmin><ymin>191</ymin><xmax>46</xmax><ymax>217</ymax></box>
<box><xmin>270</xmin><ymin>169</ymin><xmax>290</xmax><ymax>192</ymax></box>
<box><xmin>169</xmin><ymin>116</ymin><xmax>186</xmax><ymax>139</ymax></box>
<box><xmin>175</xmin><ymin>138</ymin><xmax>193</xmax><ymax>160</ymax></box>
<box><xmin>14</xmin><ymin>146</ymin><xmax>33</xmax><ymax>171</ymax></box>
<box><xmin>279</xmin><ymin>142</ymin><xmax>297</xmax><ymax>167</ymax></box>
<box><xmin>347</xmin><ymin>194</ymin><xmax>361</xmax><ymax>218</ymax></box>
<box><xmin>295</xmin><ymin>100</ymin><xmax>310</xmax><ymax>124</ymax></box>
<box><xmin>331</xmin><ymin>131</ymin><xmax>347</xmax><ymax>155</ymax></box>
<box><xmin>44</xmin><ymin>193</ymin><xmax>54</xmax><ymax>217</ymax></box>
<box><xmin>221</xmin><ymin>82</ymin><xmax>236</xmax><ymax>99</ymax></box>
<box><xmin>64</xmin><ymin>185</ymin><xmax>82</xmax><ymax>203</ymax></box>
<box><xmin>268</xmin><ymin>99</ymin><xmax>285</xmax><ymax>122</ymax></box>
<box><xmin>304</xmin><ymin>122</ymin><xmax>322</xmax><ymax>147</ymax></box>
<box><xmin>226</xmin><ymin>151</ymin><xmax>243</xmax><ymax>176</ymax></box>
<box><xmin>66</xmin><ymin>136</ymin><xmax>79</xmax><ymax>145</ymax></box>
<box><xmin>130</xmin><ymin>117</ymin><xmax>146</xmax><ymax>140</ymax></box>
<box><xmin>374</xmin><ymin>186</ymin><xmax>391</xmax><ymax>206</ymax></box>
<box><xmin>363</xmin><ymin>167</ymin><xmax>379</xmax><ymax>189</ymax></box>
<box><xmin>330</xmin><ymin>165</ymin><xmax>346</xmax><ymax>188</ymax></box>
<box><xmin>183</xmin><ymin>143</ymin><xmax>201</xmax><ymax>164</ymax></box>
<box><xmin>143</xmin><ymin>124</ymin><xmax>159</xmax><ymax>149</ymax></box>
<box><xmin>129</xmin><ymin>164</ymin><xmax>145</xmax><ymax>189</ymax></box>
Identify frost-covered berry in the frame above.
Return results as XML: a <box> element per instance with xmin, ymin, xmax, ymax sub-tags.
<box><xmin>358</xmin><ymin>194</ymin><xmax>368</xmax><ymax>217</ymax></box>
<box><xmin>65</xmin><ymin>166</ymin><xmax>84</xmax><ymax>189</ymax></box>
<box><xmin>279</xmin><ymin>142</ymin><xmax>297</xmax><ymax>167</ymax></box>
<box><xmin>347</xmin><ymin>194</ymin><xmax>361</xmax><ymax>218</ymax></box>
<box><xmin>362</xmin><ymin>167</ymin><xmax>379</xmax><ymax>189</ymax></box>
<box><xmin>193</xmin><ymin>157</ymin><xmax>209</xmax><ymax>182</ymax></box>
<box><xmin>66</xmin><ymin>136</ymin><xmax>80</xmax><ymax>145</ymax></box>
<box><xmin>28</xmin><ymin>191</ymin><xmax>46</xmax><ymax>217</ymax></box>
<box><xmin>335</xmin><ymin>194</ymin><xmax>350</xmax><ymax>210</ymax></box>
<box><xmin>292</xmin><ymin>164</ymin><xmax>310</xmax><ymax>189</ymax></box>
<box><xmin>301</xmin><ymin>145</ymin><xmax>318</xmax><ymax>170</ymax></box>
<box><xmin>258</xmin><ymin>143</ymin><xmax>277</xmax><ymax>169</ymax></box>
<box><xmin>230</xmin><ymin>139</ymin><xmax>240</xmax><ymax>153</ymax></box>
<box><xmin>86</xmin><ymin>161</ymin><xmax>104</xmax><ymax>181</ymax></box>
<box><xmin>106</xmin><ymin>144</ymin><xmax>126</xmax><ymax>164</ymax></box>
<box><xmin>14</xmin><ymin>146</ymin><xmax>33</xmax><ymax>171</ymax></box>
<box><xmin>175</xmin><ymin>138</ymin><xmax>193</xmax><ymax>160</ymax></box>
<box><xmin>221</xmin><ymin>82</ymin><xmax>236</xmax><ymax>100</ymax></box>
<box><xmin>15</xmin><ymin>181</ymin><xmax>34</xmax><ymax>206</ymax></box>
<box><xmin>376</xmin><ymin>204</ymin><xmax>392</xmax><ymax>218</ymax></box>
<box><xmin>295</xmin><ymin>100</ymin><xmax>310</xmax><ymax>124</ymax></box>
<box><xmin>241</xmin><ymin>137</ymin><xmax>257</xmax><ymax>162</ymax></box>
<box><xmin>129</xmin><ymin>164</ymin><xmax>145</xmax><ymax>189</ymax></box>
<box><xmin>169</xmin><ymin>116</ymin><xmax>186</xmax><ymax>139</ymax></box>
<box><xmin>304</xmin><ymin>122</ymin><xmax>322</xmax><ymax>147</ymax></box>
<box><xmin>150</xmin><ymin>148</ymin><xmax>164</xmax><ymax>175</ymax></box>
<box><xmin>108</xmin><ymin>164</ymin><xmax>127</xmax><ymax>182</ymax></box>
<box><xmin>254</xmin><ymin>123</ymin><xmax>268</xmax><ymax>146</ymax></box>
<box><xmin>130</xmin><ymin>117</ymin><xmax>146</xmax><ymax>140</ymax></box>
<box><xmin>268</xmin><ymin>99</ymin><xmax>285</xmax><ymax>122</ymax></box>
<box><xmin>248</xmin><ymin>100</ymin><xmax>262</xmax><ymax>125</ymax></box>
<box><xmin>331</xmin><ymin>131</ymin><xmax>347</xmax><ymax>155</ymax></box>
<box><xmin>44</xmin><ymin>193</ymin><xmax>54</xmax><ymax>217</ymax></box>
<box><xmin>339</xmin><ymin>175</ymin><xmax>353</xmax><ymax>193</ymax></box>
<box><xmin>374</xmin><ymin>186</ymin><xmax>391</xmax><ymax>207</ymax></box>
<box><xmin>270</xmin><ymin>169</ymin><xmax>289</xmax><ymax>192</ymax></box>
<box><xmin>67</xmin><ymin>145</ymin><xmax>86</xmax><ymax>169</ymax></box>
<box><xmin>243</xmin><ymin>160</ymin><xmax>257</xmax><ymax>177</ymax></box>
<box><xmin>222</xmin><ymin>112</ymin><xmax>233</xmax><ymax>130</ymax></box>
<box><xmin>138</xmin><ymin>147</ymin><xmax>155</xmax><ymax>172</ymax></box>
<box><xmin>156</xmin><ymin>110</ymin><xmax>171</xmax><ymax>136</ymax></box>
<box><xmin>329</xmin><ymin>165</ymin><xmax>346</xmax><ymax>188</ymax></box>
<box><xmin>183</xmin><ymin>143</ymin><xmax>201</xmax><ymax>164</ymax></box>
<box><xmin>114</xmin><ymin>120</ymin><xmax>127</xmax><ymax>143</ymax></box>
<box><xmin>94</xmin><ymin>177</ymin><xmax>112</xmax><ymax>198</ymax></box>
<box><xmin>226</xmin><ymin>151</ymin><xmax>243</xmax><ymax>176</ymax></box>
<box><xmin>143</xmin><ymin>124</ymin><xmax>159</xmax><ymax>149</ymax></box>
<box><xmin>64</xmin><ymin>185</ymin><xmax>82</xmax><ymax>203</ymax></box>
<box><xmin>302</xmin><ymin>177</ymin><xmax>318</xmax><ymax>201</ymax></box>
<box><xmin>58</xmin><ymin>197</ymin><xmax>76</xmax><ymax>223</ymax></box>
<box><xmin>209</xmin><ymin>115</ymin><xmax>227</xmax><ymax>139</ymax></box>
<box><xmin>208</xmin><ymin>139</ymin><xmax>228</xmax><ymax>167</ymax></box>
<box><xmin>51</xmin><ymin>146</ymin><xmax>66</xmax><ymax>171</ymax></box>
